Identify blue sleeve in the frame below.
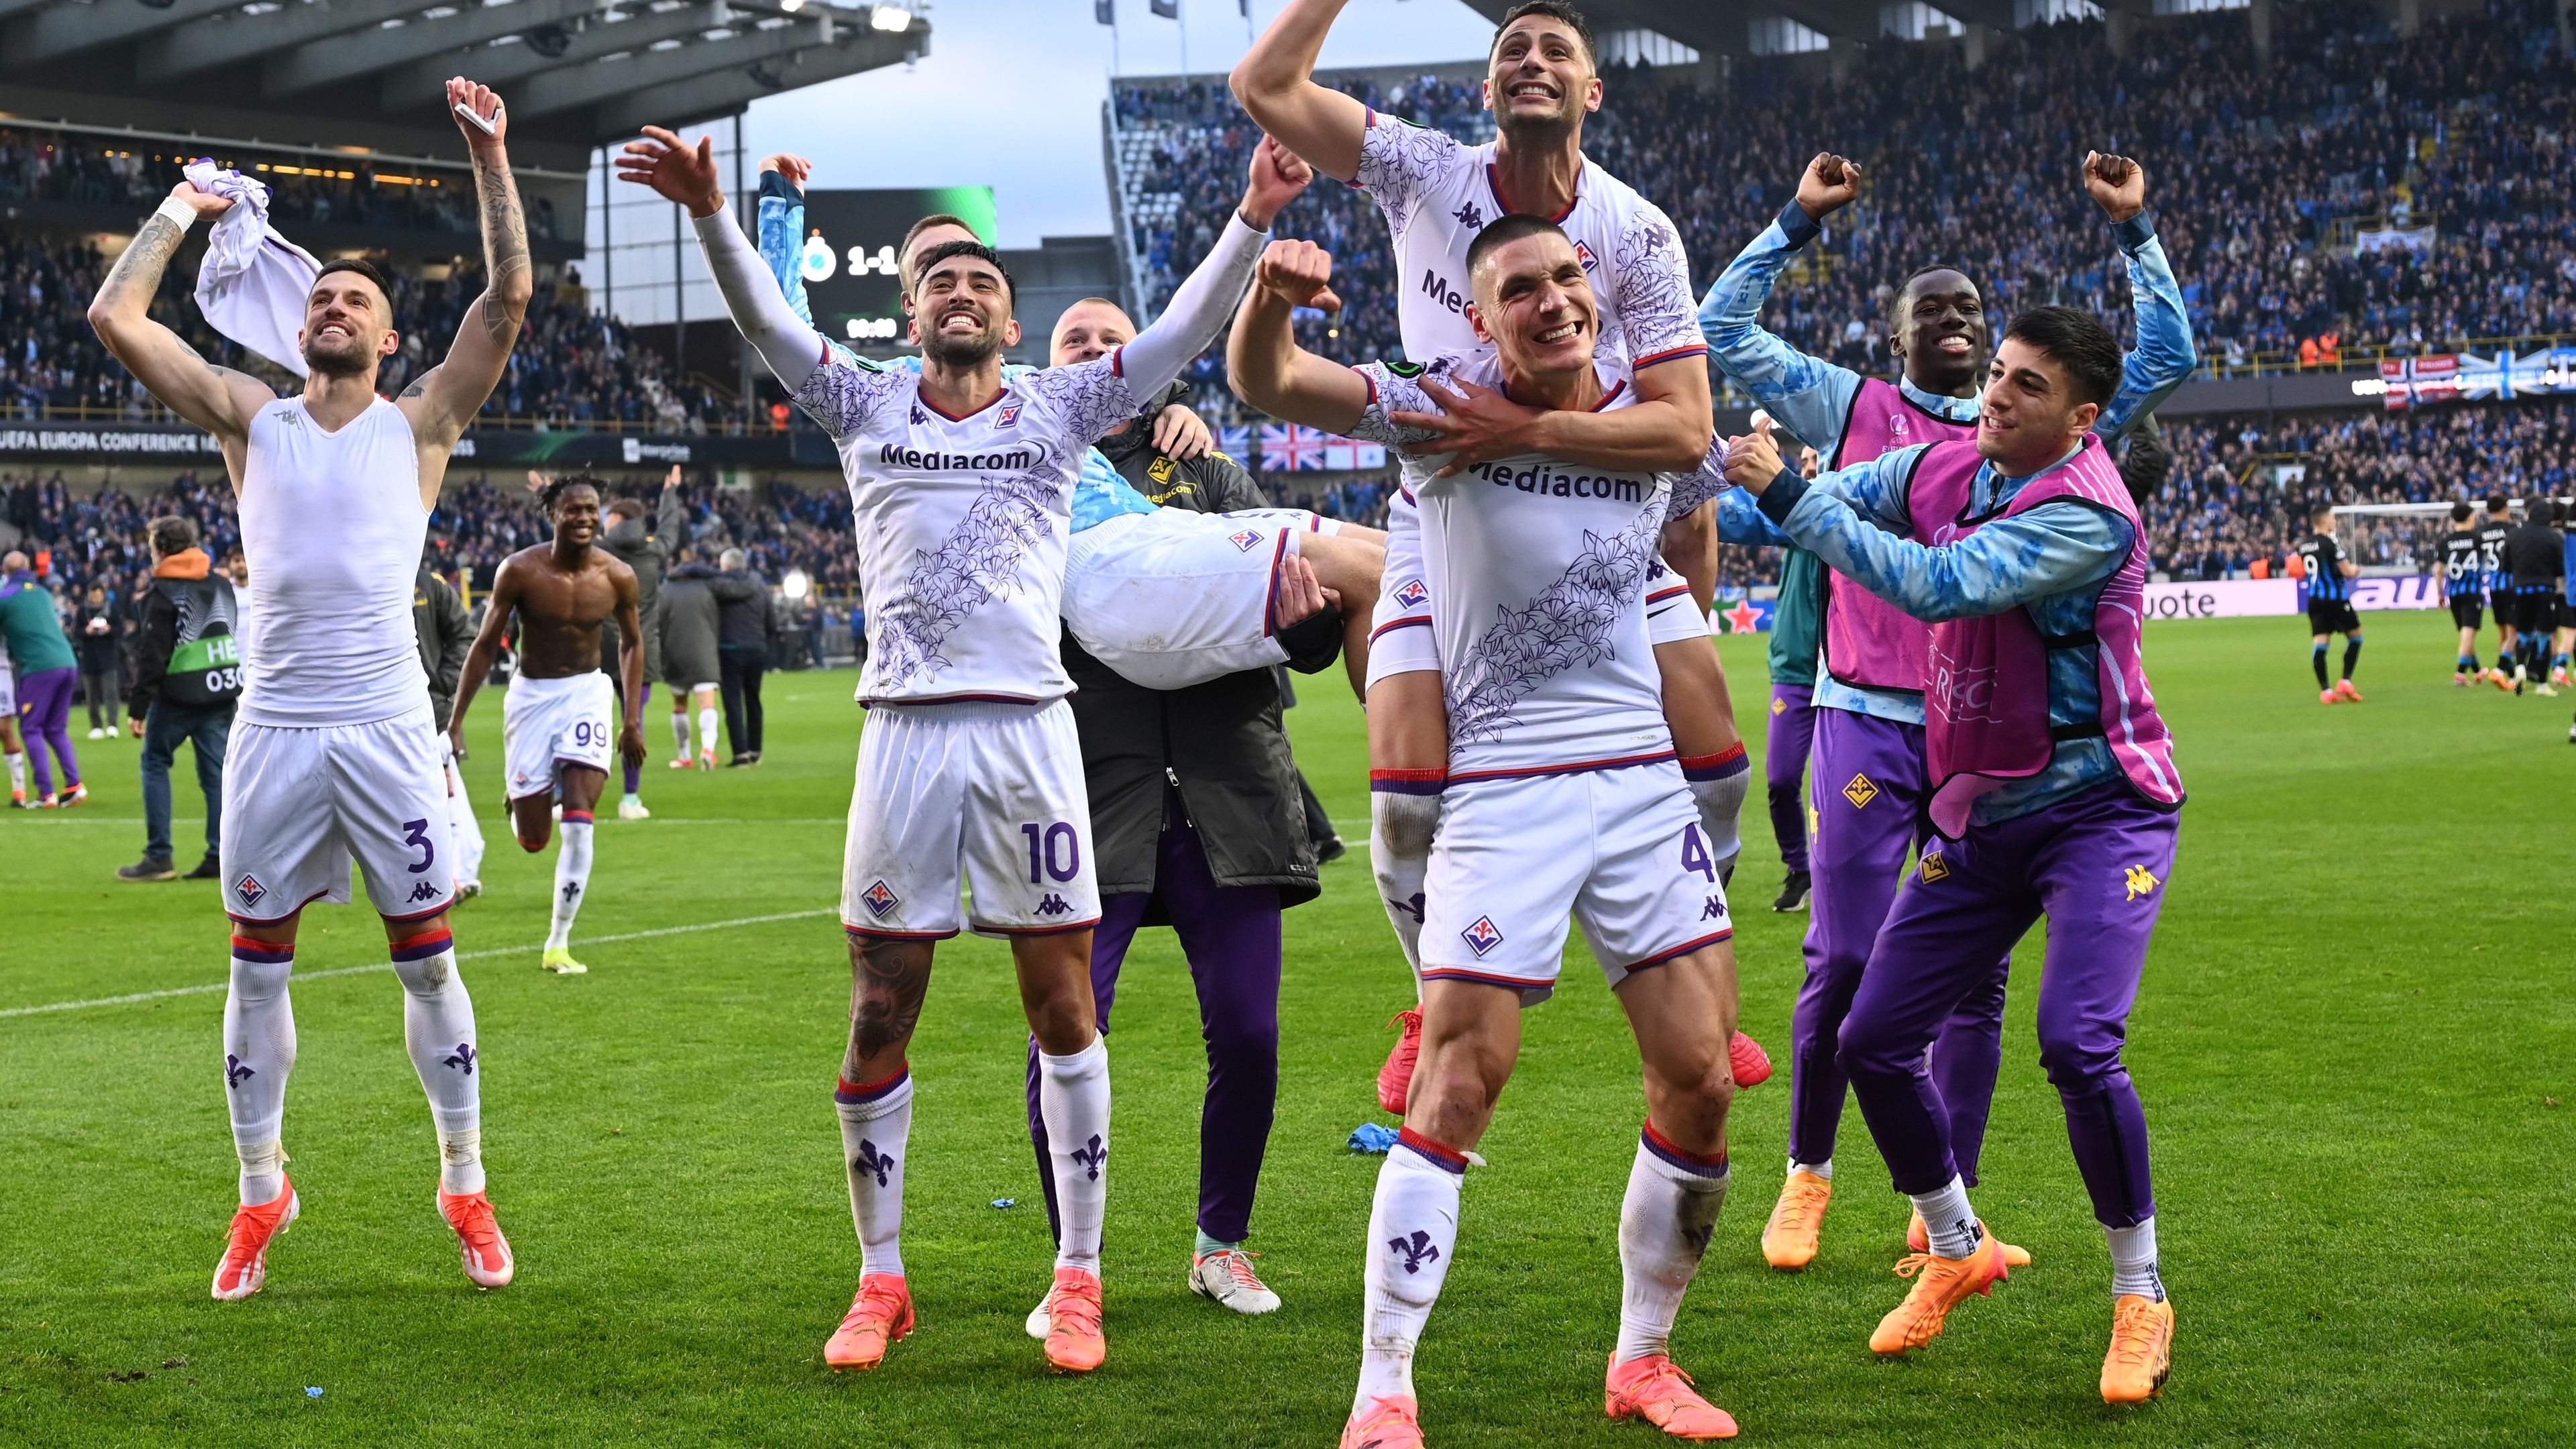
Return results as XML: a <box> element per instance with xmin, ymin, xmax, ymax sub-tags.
<box><xmin>1697</xmin><ymin>202</ymin><xmax>1864</xmax><ymax>459</ymax></box>
<box><xmin>757</xmin><ymin>173</ymin><xmax>859</xmax><ymax>369</ymax></box>
<box><xmin>1715</xmin><ymin>486</ymin><xmax>1789</xmax><ymax>547</ymax></box>
<box><xmin>1763</xmin><ymin>475</ymin><xmax>2131</xmax><ymax>621</ymax></box>
<box><xmin>1782</xmin><ymin>446</ymin><xmax>1927</xmax><ymax>538</ymax></box>
<box><xmin>2093</xmin><ymin>214</ymin><xmax>2198</xmax><ymax>442</ymax></box>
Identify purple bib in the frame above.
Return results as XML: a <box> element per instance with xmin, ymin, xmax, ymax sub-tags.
<box><xmin>1821</xmin><ymin>378</ymin><xmax>1972</xmax><ymax>692</ymax></box>
<box><xmin>1905</xmin><ymin>435</ymin><xmax>2184</xmax><ymax>837</ymax></box>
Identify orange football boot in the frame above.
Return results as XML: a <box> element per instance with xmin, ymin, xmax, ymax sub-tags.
<box><xmin>1908</xmin><ymin>1208</ymin><xmax>2032</xmax><ymax>1267</ymax></box>
<box><xmin>824</xmin><ymin>1274</ymin><xmax>915</xmax><ymax>1371</ymax></box>
<box><xmin>211</xmin><ymin>1178</ymin><xmax>299</xmax><ymax>1301</ymax></box>
<box><xmin>1042</xmin><ymin>1267</ymin><xmax>1106</xmax><ymax>1373</ymax></box>
<box><xmin>1340</xmin><ymin>1395</ymin><xmax>1425</xmax><ymax>1449</ymax></box>
<box><xmin>2333</xmin><ymin>679</ymin><xmax>2365</xmax><ymax>702</ymax></box>
<box><xmin>1760</xmin><ymin>1170</ymin><xmax>1831</xmax><ymax>1271</ymax></box>
<box><xmin>1605</xmin><ymin>1354</ymin><xmax>1739</xmax><ymax>1440</ymax></box>
<box><xmin>1377</xmin><ymin>1009</ymin><xmax>1422</xmax><ymax>1115</ymax></box>
<box><xmin>439</xmin><ymin>1186</ymin><xmax>515</xmax><ymax>1288</ymax></box>
<box><xmin>1870</xmin><ymin>1228</ymin><xmax>2009</xmax><ymax>1355</ymax></box>
<box><xmin>2101</xmin><ymin>1295</ymin><xmax>2175</xmax><ymax>1403</ymax></box>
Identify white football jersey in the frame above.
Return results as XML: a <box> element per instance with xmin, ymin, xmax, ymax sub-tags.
<box><xmin>1350</xmin><ymin>350</ymin><xmax>1680</xmax><ymax>780</ymax></box>
<box><xmin>1354</xmin><ymin>111</ymin><xmax>1706</xmax><ymax>370</ymax></box>
<box><xmin>793</xmin><ymin>350</ymin><xmax>1144</xmax><ymax>704</ymax></box>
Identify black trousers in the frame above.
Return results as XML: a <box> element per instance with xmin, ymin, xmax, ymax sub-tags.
<box><xmin>718</xmin><ymin>645</ymin><xmax>765</xmax><ymax>757</ymax></box>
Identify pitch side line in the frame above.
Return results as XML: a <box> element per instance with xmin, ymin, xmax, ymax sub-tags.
<box><xmin>0</xmin><ymin>908</ymin><xmax>839</xmax><ymax>1020</ymax></box>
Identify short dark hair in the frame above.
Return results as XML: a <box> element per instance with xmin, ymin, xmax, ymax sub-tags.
<box><xmin>1466</xmin><ymin>213</ymin><xmax>1570</xmax><ymax>277</ymax></box>
<box><xmin>2001</xmin><ymin>306</ymin><xmax>2120</xmax><ymax>409</ymax></box>
<box><xmin>541</xmin><ymin>472</ymin><xmax>604</xmax><ymax>513</ymax></box>
<box><xmin>2312</xmin><ymin>504</ymin><xmax>2337</xmax><ymax>525</ymax></box>
<box><xmin>1492</xmin><ymin>0</ymin><xmax>1596</xmax><ymax>66</ymax></box>
<box><xmin>313</xmin><ymin>258</ymin><xmax>394</xmax><ymax>305</ymax></box>
<box><xmin>603</xmin><ymin>496</ymin><xmax>645</xmax><ymax>522</ymax></box>
<box><xmin>913</xmin><ymin>239</ymin><xmax>1014</xmax><ymax>309</ymax></box>
<box><xmin>2530</xmin><ymin>497</ymin><xmax>2557</xmax><ymax>526</ymax></box>
<box><xmin>2487</xmin><ymin>496</ymin><xmax>2510</xmax><ymax>513</ymax></box>
<box><xmin>900</xmin><ymin>213</ymin><xmax>979</xmax><ymax>290</ymax></box>
<box><xmin>148</xmin><ymin>515</ymin><xmax>199</xmax><ymax>555</ymax></box>
<box><xmin>2450</xmin><ymin>500</ymin><xmax>2473</xmax><ymax>522</ymax></box>
<box><xmin>1898</xmin><ymin>261</ymin><xmax>1982</xmax><ymax>307</ymax></box>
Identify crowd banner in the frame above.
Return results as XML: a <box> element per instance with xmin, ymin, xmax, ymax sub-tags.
<box><xmin>2373</xmin><ymin>346</ymin><xmax>2576</xmax><ymax>411</ymax></box>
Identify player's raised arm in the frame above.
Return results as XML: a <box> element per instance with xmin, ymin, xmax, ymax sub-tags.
<box><xmin>1695</xmin><ymin>153</ymin><xmax>1870</xmax><ymax>455</ymax></box>
<box><xmin>401</xmin><ymin>79</ymin><xmax>533</xmax><ymax>462</ymax></box>
<box><xmin>621</xmin><ymin>127</ymin><xmax>830</xmax><ymax>398</ymax></box>
<box><xmin>2082</xmin><ymin>151</ymin><xmax>2199</xmax><ymax>442</ymax></box>
<box><xmin>84</xmin><ymin>184</ymin><xmax>276</xmax><ymax>445</ymax></box>
<box><xmin>1226</xmin><ymin>240</ymin><xmax>1373</xmax><ymax>435</ymax></box>
<box><xmin>1230</xmin><ymin>0</ymin><xmax>1370</xmax><ymax>182</ymax></box>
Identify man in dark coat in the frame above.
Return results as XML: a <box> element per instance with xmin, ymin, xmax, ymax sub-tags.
<box><xmin>710</xmin><ymin>548</ymin><xmax>775</xmax><ymax>765</ymax></box>
<box><xmin>598</xmin><ymin>466</ymin><xmax>686</xmax><ymax>814</ymax></box>
<box><xmin>117</xmin><ymin>515</ymin><xmax>237</xmax><ymax>881</ymax></box>
<box><xmin>659</xmin><ymin>553</ymin><xmax>724</xmax><ymax>769</ymax></box>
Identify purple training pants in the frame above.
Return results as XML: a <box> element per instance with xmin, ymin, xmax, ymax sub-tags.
<box><xmin>17</xmin><ymin>665</ymin><xmax>79</xmax><ymax>798</ymax></box>
<box><xmin>1795</xmin><ymin>705</ymin><xmax>2007</xmax><ymax>1181</ymax></box>
<box><xmin>1839</xmin><ymin>782</ymin><xmax>2178</xmax><ymax>1228</ymax></box>
<box><xmin>1765</xmin><ymin>682</ymin><xmax>1815</xmax><ymax>875</ymax></box>
<box><xmin>1026</xmin><ymin>794</ymin><xmax>1283</xmax><ymax>1245</ymax></box>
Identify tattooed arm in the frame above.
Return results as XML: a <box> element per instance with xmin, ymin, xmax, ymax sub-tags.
<box><xmin>85</xmin><ymin>184</ymin><xmax>275</xmax><ymax>444</ymax></box>
<box><xmin>400</xmin><ymin>78</ymin><xmax>532</xmax><ymax>480</ymax></box>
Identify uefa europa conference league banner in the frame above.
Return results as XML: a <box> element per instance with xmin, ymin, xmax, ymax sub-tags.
<box><xmin>0</xmin><ymin>422</ymin><xmax>838</xmax><ymax>470</ymax></box>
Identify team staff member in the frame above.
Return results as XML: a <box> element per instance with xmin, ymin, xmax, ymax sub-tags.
<box><xmin>75</xmin><ymin>582</ymin><xmax>124</xmax><ymax>739</ymax></box>
<box><xmin>659</xmin><ymin>551</ymin><xmax>724</xmax><ymax>769</ymax></box>
<box><xmin>0</xmin><ymin>550</ymin><xmax>81</xmax><ymax>807</ymax></box>
<box><xmin>2296</xmin><ymin>505</ymin><xmax>2364</xmax><ymax>704</ymax></box>
<box><xmin>120</xmin><ymin>515</ymin><xmax>239</xmax><ymax>882</ymax></box>
<box><xmin>709</xmin><ymin>547</ymin><xmax>774</xmax><ymax>765</ymax></box>
<box><xmin>415</xmin><ymin>560</ymin><xmax>484</xmax><ymax>898</ymax></box>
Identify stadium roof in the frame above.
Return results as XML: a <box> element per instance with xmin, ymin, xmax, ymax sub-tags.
<box><xmin>0</xmin><ymin>0</ymin><xmax>928</xmax><ymax>173</ymax></box>
<box><xmin>1456</xmin><ymin>0</ymin><xmax>2191</xmax><ymax>56</ymax></box>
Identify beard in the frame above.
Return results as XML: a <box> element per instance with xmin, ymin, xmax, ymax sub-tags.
<box><xmin>301</xmin><ymin>333</ymin><xmax>376</xmax><ymax>379</ymax></box>
<box><xmin>922</xmin><ymin>318</ymin><xmax>1004</xmax><ymax>368</ymax></box>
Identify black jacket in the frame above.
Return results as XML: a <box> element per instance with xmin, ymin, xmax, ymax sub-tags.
<box><xmin>74</xmin><ymin>600</ymin><xmax>120</xmax><ymax>672</ymax></box>
<box><xmin>413</xmin><ymin>569</ymin><xmax>473</xmax><ymax>729</ymax></box>
<box><xmin>2505</xmin><ymin>523</ymin><xmax>2563</xmax><ymax>587</ymax></box>
<box><xmin>601</xmin><ymin>486</ymin><xmax>686</xmax><ymax>681</ymax></box>
<box><xmin>1066</xmin><ymin>419</ymin><xmax>1338</xmax><ymax>907</ymax></box>
<box><xmin>712</xmin><ymin>569</ymin><xmax>776</xmax><ymax>651</ymax></box>
<box><xmin>126</xmin><ymin>559</ymin><xmax>239</xmax><ymax>716</ymax></box>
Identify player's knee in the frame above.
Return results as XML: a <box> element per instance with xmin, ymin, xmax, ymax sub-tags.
<box><xmin>517</xmin><ymin>831</ymin><xmax>547</xmax><ymax>853</ymax></box>
<box><xmin>2035</xmin><ymin>1021</ymin><xmax>2119</xmax><ymax>1090</ymax></box>
<box><xmin>1833</xmin><ymin>1010</ymin><xmax>1909</xmax><ymax>1083</ymax></box>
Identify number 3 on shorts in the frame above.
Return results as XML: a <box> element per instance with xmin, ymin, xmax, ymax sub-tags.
<box><xmin>402</xmin><ymin>817</ymin><xmax>437</xmax><ymax>874</ymax></box>
<box><xmin>1020</xmin><ymin>821</ymin><xmax>1080</xmax><ymax>883</ymax></box>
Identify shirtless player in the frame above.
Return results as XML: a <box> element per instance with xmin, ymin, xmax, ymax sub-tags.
<box><xmin>446</xmin><ymin>474</ymin><xmax>647</xmax><ymax>975</ymax></box>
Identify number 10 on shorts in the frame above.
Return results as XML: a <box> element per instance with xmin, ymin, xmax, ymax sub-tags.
<box><xmin>1022</xmin><ymin>822</ymin><xmax>1081</xmax><ymax>883</ymax></box>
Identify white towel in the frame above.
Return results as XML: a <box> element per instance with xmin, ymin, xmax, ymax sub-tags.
<box><xmin>184</xmin><ymin>160</ymin><xmax>321</xmax><ymax>378</ymax></box>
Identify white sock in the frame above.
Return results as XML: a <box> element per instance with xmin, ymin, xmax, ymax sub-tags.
<box><xmin>697</xmin><ymin>705</ymin><xmax>720</xmax><ymax>755</ymax></box>
<box><xmin>1616</xmin><ymin>1128</ymin><xmax>1731</xmax><ymax>1364</ymax></box>
<box><xmin>1909</xmin><ymin>1174</ymin><xmax>1981</xmax><ymax>1259</ymax></box>
<box><xmin>1369</xmin><ymin>778</ymin><xmax>1443</xmax><ymax>995</ymax></box>
<box><xmin>392</xmin><ymin>928</ymin><xmax>484</xmax><ymax>1196</ymax></box>
<box><xmin>1788</xmin><ymin>1156</ymin><xmax>1833</xmax><ymax>1180</ymax></box>
<box><xmin>546</xmin><ymin>818</ymin><xmax>594</xmax><ymax>951</ymax></box>
<box><xmin>2107</xmin><ymin>1216</ymin><xmax>2164</xmax><ymax>1301</ymax></box>
<box><xmin>836</xmin><ymin>1065</ymin><xmax>914</xmax><ymax>1279</ymax></box>
<box><xmin>223</xmin><ymin>938</ymin><xmax>298</xmax><ymax>1206</ymax></box>
<box><xmin>1680</xmin><ymin>745</ymin><xmax>1751</xmax><ymax>877</ymax></box>
<box><xmin>669</xmin><ymin>711</ymin><xmax>690</xmax><ymax>757</ymax></box>
<box><xmin>5</xmin><ymin>747</ymin><xmax>24</xmax><ymax>796</ymax></box>
<box><xmin>1037</xmin><ymin>1034</ymin><xmax>1111</xmax><ymax>1275</ymax></box>
<box><xmin>1355</xmin><ymin>1130</ymin><xmax>1465</xmax><ymax>1412</ymax></box>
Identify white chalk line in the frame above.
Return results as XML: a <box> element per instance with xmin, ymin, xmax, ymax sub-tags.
<box><xmin>0</xmin><ymin>908</ymin><xmax>839</xmax><ymax>1020</ymax></box>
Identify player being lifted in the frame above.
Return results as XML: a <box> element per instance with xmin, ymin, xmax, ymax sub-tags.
<box><xmin>444</xmin><ymin>474</ymin><xmax>647</xmax><ymax>974</ymax></box>
<box><xmin>2443</xmin><ymin>502</ymin><xmax>2486</xmax><ymax>684</ymax></box>
<box><xmin>1234</xmin><ymin>0</ymin><xmax>1766</xmax><ymax>1110</ymax></box>
<box><xmin>621</xmin><ymin>123</ymin><xmax>1296</xmax><ymax>1375</ymax></box>
<box><xmin>1699</xmin><ymin>148</ymin><xmax>2192</xmax><ymax>1269</ymax></box>
<box><xmin>86</xmin><ymin>77</ymin><xmax>530</xmax><ymax>1298</ymax></box>
<box><xmin>1238</xmin><ymin>225</ymin><xmax>1749</xmax><ymax>1449</ymax></box>
<box><xmin>2296</xmin><ymin>505</ymin><xmax>2365</xmax><ymax>703</ymax></box>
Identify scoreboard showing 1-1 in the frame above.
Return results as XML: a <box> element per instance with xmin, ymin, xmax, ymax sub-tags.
<box><xmin>792</xmin><ymin>186</ymin><xmax>998</xmax><ymax>350</ymax></box>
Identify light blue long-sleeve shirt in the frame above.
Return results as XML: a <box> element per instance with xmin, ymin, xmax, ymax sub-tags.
<box><xmin>754</xmin><ymin>175</ymin><xmax>1157</xmax><ymax>534</ymax></box>
<box><xmin>1756</xmin><ymin>443</ymin><xmax>2134</xmax><ymax>824</ymax></box>
<box><xmin>1699</xmin><ymin>200</ymin><xmax>2195</xmax><ymax>726</ymax></box>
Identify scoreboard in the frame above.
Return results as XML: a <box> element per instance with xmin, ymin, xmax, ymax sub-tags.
<box><xmin>792</xmin><ymin>186</ymin><xmax>998</xmax><ymax>349</ymax></box>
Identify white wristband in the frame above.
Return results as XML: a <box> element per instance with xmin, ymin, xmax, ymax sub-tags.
<box><xmin>154</xmin><ymin>195</ymin><xmax>201</xmax><ymax>231</ymax></box>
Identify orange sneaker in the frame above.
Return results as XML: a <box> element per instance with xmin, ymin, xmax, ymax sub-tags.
<box><xmin>1340</xmin><ymin>1395</ymin><xmax>1425</xmax><ymax>1449</ymax></box>
<box><xmin>1042</xmin><ymin>1266</ymin><xmax>1106</xmax><ymax>1373</ymax></box>
<box><xmin>824</xmin><ymin>1274</ymin><xmax>915</xmax><ymax>1371</ymax></box>
<box><xmin>1870</xmin><ymin>1229</ymin><xmax>2008</xmax><ymax>1355</ymax></box>
<box><xmin>1727</xmin><ymin>1030</ymin><xmax>1772</xmax><ymax>1089</ymax></box>
<box><xmin>2334</xmin><ymin>679</ymin><xmax>2365</xmax><ymax>702</ymax></box>
<box><xmin>2318</xmin><ymin>688</ymin><xmax>2338</xmax><ymax>705</ymax></box>
<box><xmin>1760</xmin><ymin>1170</ymin><xmax>1831</xmax><ymax>1271</ymax></box>
<box><xmin>438</xmin><ymin>1186</ymin><xmax>515</xmax><ymax>1289</ymax></box>
<box><xmin>1907</xmin><ymin>1208</ymin><xmax>2032</xmax><ymax>1267</ymax></box>
<box><xmin>2101</xmin><ymin>1294</ymin><xmax>2174</xmax><ymax>1403</ymax></box>
<box><xmin>1605</xmin><ymin>1354</ymin><xmax>1739</xmax><ymax>1440</ymax></box>
<box><xmin>2488</xmin><ymin>667</ymin><xmax>2516</xmax><ymax>693</ymax></box>
<box><xmin>1377</xmin><ymin>1009</ymin><xmax>1422</xmax><ymax>1116</ymax></box>
<box><xmin>211</xmin><ymin>1179</ymin><xmax>299</xmax><ymax>1301</ymax></box>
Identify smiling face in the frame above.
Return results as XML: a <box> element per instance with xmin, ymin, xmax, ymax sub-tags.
<box><xmin>1050</xmin><ymin>299</ymin><xmax>1134</xmax><ymax>366</ymax></box>
<box><xmin>549</xmin><ymin>482</ymin><xmax>602</xmax><ymax>549</ymax></box>
<box><xmin>899</xmin><ymin>222</ymin><xmax>979</xmax><ymax>313</ymax></box>
<box><xmin>299</xmin><ymin>270</ymin><xmax>398</xmax><ymax>380</ymax></box>
<box><xmin>1466</xmin><ymin>229</ymin><xmax>1599</xmax><ymax>385</ymax></box>
<box><xmin>1485</xmin><ymin>13</ymin><xmax>1601</xmax><ymax>136</ymax></box>
<box><xmin>1976</xmin><ymin>337</ymin><xmax>2100</xmax><ymax>474</ymax></box>
<box><xmin>1892</xmin><ymin>268</ymin><xmax>1989</xmax><ymax>397</ymax></box>
<box><xmin>909</xmin><ymin>251</ymin><xmax>1020</xmax><ymax>367</ymax></box>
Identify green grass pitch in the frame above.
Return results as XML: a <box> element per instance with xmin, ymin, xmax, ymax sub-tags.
<box><xmin>3</xmin><ymin>609</ymin><xmax>2569</xmax><ymax>1448</ymax></box>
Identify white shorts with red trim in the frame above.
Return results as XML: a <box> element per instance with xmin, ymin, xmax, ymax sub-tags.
<box><xmin>502</xmin><ymin>669</ymin><xmax>614</xmax><ymax>802</ymax></box>
<box><xmin>1063</xmin><ymin>508</ymin><xmax>1309</xmax><ymax>690</ymax></box>
<box><xmin>1366</xmin><ymin>486</ymin><xmax>1440</xmax><ymax>688</ymax></box>
<box><xmin>1644</xmin><ymin>559</ymin><xmax>1709</xmax><ymax>647</ymax></box>
<box><xmin>841</xmin><ymin>698</ymin><xmax>1099</xmax><ymax>940</ymax></box>
<box><xmin>220</xmin><ymin>705</ymin><xmax>456</xmax><ymax>923</ymax></box>
<box><xmin>1418</xmin><ymin>757</ymin><xmax>1731</xmax><ymax>1004</ymax></box>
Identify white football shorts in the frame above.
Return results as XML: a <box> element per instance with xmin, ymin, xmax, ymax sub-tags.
<box><xmin>1644</xmin><ymin>559</ymin><xmax>1710</xmax><ymax>646</ymax></box>
<box><xmin>841</xmin><ymin>699</ymin><xmax>1100</xmax><ymax>940</ymax></box>
<box><xmin>502</xmin><ymin>669</ymin><xmax>614</xmax><ymax>802</ymax></box>
<box><xmin>222</xmin><ymin>706</ymin><xmax>456</xmax><ymax>924</ymax></box>
<box><xmin>1064</xmin><ymin>508</ymin><xmax>1316</xmax><ymax>691</ymax></box>
<box><xmin>1366</xmin><ymin>487</ymin><xmax>1438</xmax><ymax>689</ymax></box>
<box><xmin>1417</xmin><ymin>759</ymin><xmax>1733</xmax><ymax>1004</ymax></box>
<box><xmin>0</xmin><ymin>658</ymin><xmax>14</xmax><ymax>718</ymax></box>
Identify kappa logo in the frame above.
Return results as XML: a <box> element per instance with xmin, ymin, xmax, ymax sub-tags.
<box><xmin>1036</xmin><ymin>893</ymin><xmax>1075</xmax><ymax>916</ymax></box>
<box><xmin>1229</xmin><ymin>528</ymin><xmax>1262</xmax><ymax>552</ymax></box>
<box><xmin>855</xmin><ymin>1138</ymin><xmax>897</xmax><ymax>1188</ymax></box>
<box><xmin>910</xmin><ymin>404</ymin><xmax>928</xmax><ymax>426</ymax></box>
<box><xmin>234</xmin><ymin>873</ymin><xmax>267</xmax><ymax>909</ymax></box>
<box><xmin>1700</xmin><ymin>896</ymin><xmax>1727</xmax><ymax>920</ymax></box>
<box><xmin>2124</xmin><ymin>863</ymin><xmax>2162</xmax><ymax>901</ymax></box>
<box><xmin>443</xmin><ymin>1042</ymin><xmax>477</xmax><ymax>1075</ymax></box>
<box><xmin>861</xmin><ymin>879</ymin><xmax>900</xmax><ymax>918</ymax></box>
<box><xmin>1920</xmin><ymin>853</ymin><xmax>1951</xmax><ymax>883</ymax></box>
<box><xmin>1072</xmin><ymin>1132</ymin><xmax>1107</xmax><ymax>1181</ymax></box>
<box><xmin>1452</xmin><ymin>201</ymin><xmax>1485</xmax><ymax>230</ymax></box>
<box><xmin>996</xmin><ymin>402</ymin><xmax>1021</xmax><ymax>428</ymax></box>
<box><xmin>1388</xmin><ymin>1228</ymin><xmax>1442</xmax><ymax>1275</ymax></box>
<box><xmin>1843</xmin><ymin>773</ymin><xmax>1880</xmax><ymax>809</ymax></box>
<box><xmin>1395</xmin><ymin>578</ymin><xmax>1430</xmax><ymax>610</ymax></box>
<box><xmin>409</xmin><ymin>880</ymin><xmax>443</xmax><ymax>904</ymax></box>
<box><xmin>1573</xmin><ymin>239</ymin><xmax>1599</xmax><ymax>272</ymax></box>
<box><xmin>1460</xmin><ymin>915</ymin><xmax>1504</xmax><ymax>957</ymax></box>
<box><xmin>225</xmin><ymin>1053</ymin><xmax>256</xmax><ymax>1089</ymax></box>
